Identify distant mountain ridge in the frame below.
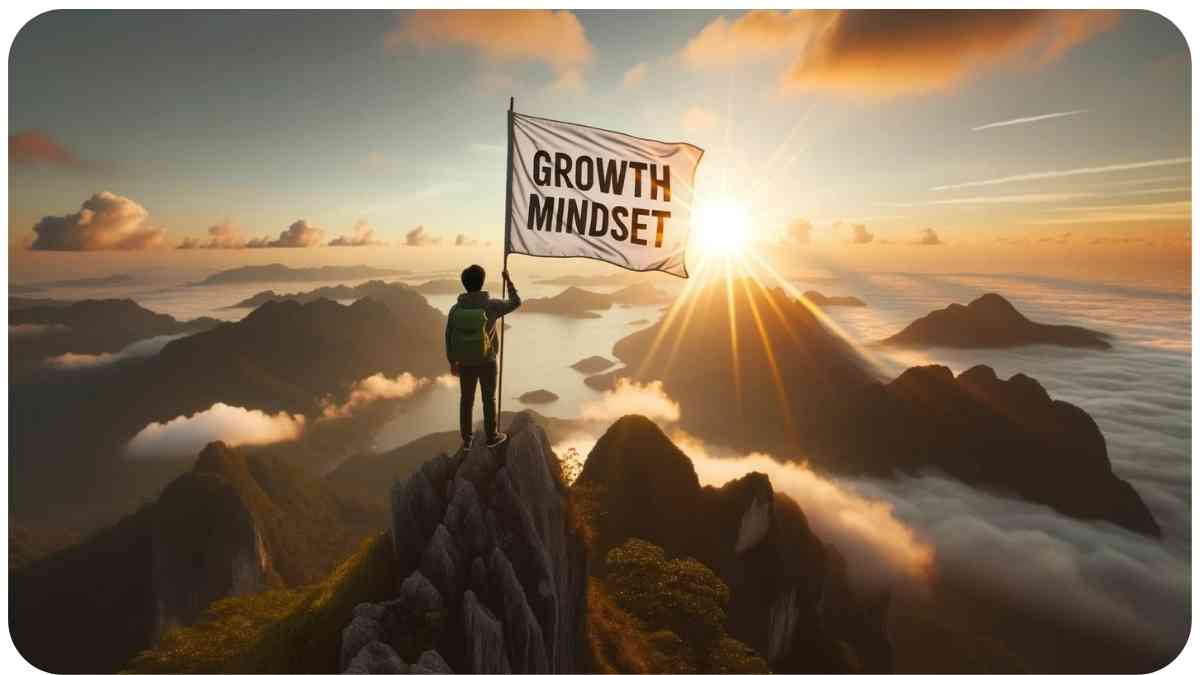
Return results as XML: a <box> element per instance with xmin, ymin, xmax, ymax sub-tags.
<box><xmin>603</xmin><ymin>278</ymin><xmax>1158</xmax><ymax>536</ymax></box>
<box><xmin>190</xmin><ymin>263</ymin><xmax>407</xmax><ymax>286</ymax></box>
<box><xmin>9</xmin><ymin>298</ymin><xmax>221</xmax><ymax>367</ymax></box>
<box><xmin>521</xmin><ymin>283</ymin><xmax>672</xmax><ymax>318</ymax></box>
<box><xmin>882</xmin><ymin>293</ymin><xmax>1111</xmax><ymax>349</ymax></box>
<box><xmin>11</xmin><ymin>273</ymin><xmax>138</xmax><ymax>293</ymax></box>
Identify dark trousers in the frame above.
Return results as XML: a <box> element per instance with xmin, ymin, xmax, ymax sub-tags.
<box><xmin>459</xmin><ymin>360</ymin><xmax>497</xmax><ymax>444</ymax></box>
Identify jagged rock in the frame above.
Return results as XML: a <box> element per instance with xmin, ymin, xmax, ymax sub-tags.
<box><xmin>341</xmin><ymin>616</ymin><xmax>385</xmax><ymax>671</ymax></box>
<box><xmin>444</xmin><ymin>477</ymin><xmax>492</xmax><ymax>559</ymax></box>
<box><xmin>355</xmin><ymin>602</ymin><xmax>386</xmax><ymax>622</ymax></box>
<box><xmin>462</xmin><ymin>590</ymin><xmax>511</xmax><ymax>673</ymax></box>
<box><xmin>470</xmin><ymin>556</ymin><xmax>490</xmax><ymax>601</ymax></box>
<box><xmin>397</xmin><ymin>571</ymin><xmax>443</xmax><ymax>615</ymax></box>
<box><xmin>488</xmin><ymin>547</ymin><xmax>549</xmax><ymax>673</ymax></box>
<box><xmin>420</xmin><ymin>525</ymin><xmax>462</xmax><ymax>605</ymax></box>
<box><xmin>734</xmin><ymin>496</ymin><xmax>771</xmax><ymax>554</ymax></box>
<box><xmin>345</xmin><ymin>640</ymin><xmax>409</xmax><ymax>674</ymax></box>
<box><xmin>412</xmin><ymin>650</ymin><xmax>453</xmax><ymax>674</ymax></box>
<box><xmin>392</xmin><ymin>471</ymin><xmax>446</xmax><ymax>569</ymax></box>
<box><xmin>351</xmin><ymin>412</ymin><xmax>586</xmax><ymax>674</ymax></box>
<box><xmin>489</xmin><ymin>467</ymin><xmax>559</xmax><ymax>662</ymax></box>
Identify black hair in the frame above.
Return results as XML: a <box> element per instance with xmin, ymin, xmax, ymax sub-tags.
<box><xmin>461</xmin><ymin>264</ymin><xmax>486</xmax><ymax>292</ymax></box>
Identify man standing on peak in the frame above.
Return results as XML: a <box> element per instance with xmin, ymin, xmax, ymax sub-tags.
<box><xmin>446</xmin><ymin>264</ymin><xmax>521</xmax><ymax>450</ymax></box>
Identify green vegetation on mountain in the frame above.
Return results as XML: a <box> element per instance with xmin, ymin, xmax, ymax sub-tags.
<box><xmin>586</xmin><ymin>539</ymin><xmax>767</xmax><ymax>674</ymax></box>
<box><xmin>128</xmin><ymin>532</ymin><xmax>396</xmax><ymax>674</ymax></box>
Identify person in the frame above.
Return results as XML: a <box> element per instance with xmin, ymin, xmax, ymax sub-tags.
<box><xmin>446</xmin><ymin>264</ymin><xmax>521</xmax><ymax>449</ymax></box>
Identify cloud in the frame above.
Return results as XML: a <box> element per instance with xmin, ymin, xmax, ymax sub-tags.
<box><xmin>29</xmin><ymin>192</ymin><xmax>164</xmax><ymax>251</ymax></box>
<box><xmin>900</xmin><ymin>192</ymin><xmax>1098</xmax><ymax>206</ymax></box>
<box><xmin>973</xmin><ymin>108</ymin><xmax>1088</xmax><ymax>131</ymax></box>
<box><xmin>454</xmin><ymin>233</ymin><xmax>483</xmax><ymax>247</ymax></box>
<box><xmin>681</xmin><ymin>106</ymin><xmax>720</xmax><ymax>133</ymax></box>
<box><xmin>622</xmin><ymin>62</ymin><xmax>649</xmax><ymax>88</ymax></box>
<box><xmin>932</xmin><ymin>157</ymin><xmax>1190</xmax><ymax>191</ymax></box>
<box><xmin>1091</xmin><ymin>236</ymin><xmax>1147</xmax><ymax>245</ymax></box>
<box><xmin>550</xmin><ymin>69</ymin><xmax>586</xmax><ymax>94</ymax></box>
<box><xmin>580</xmin><ymin>379</ymin><xmax>681</xmax><ymax>423</ymax></box>
<box><xmin>9</xmin><ymin>130</ymin><xmax>78</xmax><ymax>167</ymax></box>
<box><xmin>915</xmin><ymin>227</ymin><xmax>942</xmax><ymax>245</ymax></box>
<box><xmin>682</xmin><ymin>11</ymin><xmax>1118</xmax><ymax>98</ymax></box>
<box><xmin>321</xmin><ymin>372</ymin><xmax>429</xmax><ymax>419</ymax></box>
<box><xmin>675</xmin><ymin>434</ymin><xmax>933</xmax><ymax>590</ymax></box>
<box><xmin>248</xmin><ymin>219</ymin><xmax>325</xmax><ymax>248</ymax></box>
<box><xmin>42</xmin><ymin>334</ymin><xmax>185</xmax><ymax>371</ymax></box>
<box><xmin>329</xmin><ymin>219</ymin><xmax>384</xmax><ymax>247</ymax></box>
<box><xmin>126</xmin><ymin>403</ymin><xmax>306</xmax><ymax>457</ymax></box>
<box><xmin>786</xmin><ymin>10</ymin><xmax>1120</xmax><ymax>97</ymax></box>
<box><xmin>682</xmin><ymin>10</ymin><xmax>827</xmax><ymax>67</ymax></box>
<box><xmin>10</xmin><ymin>323</ymin><xmax>69</xmax><ymax>337</ymax></box>
<box><xmin>1038</xmin><ymin>232</ymin><xmax>1072</xmax><ymax>244</ymax></box>
<box><xmin>405</xmin><ymin>225</ymin><xmax>442</xmax><ymax>247</ymax></box>
<box><xmin>848</xmin><ymin>471</ymin><xmax>1189</xmax><ymax>657</ymax></box>
<box><xmin>178</xmin><ymin>220</ymin><xmax>248</xmax><ymax>249</ymax></box>
<box><xmin>849</xmin><ymin>223</ymin><xmax>874</xmax><ymax>244</ymax></box>
<box><xmin>44</xmin><ymin>352</ymin><xmax>120</xmax><ymax>369</ymax></box>
<box><xmin>783</xmin><ymin>218</ymin><xmax>812</xmax><ymax>245</ymax></box>
<box><xmin>389</xmin><ymin>10</ymin><xmax>593</xmax><ymax>73</ymax></box>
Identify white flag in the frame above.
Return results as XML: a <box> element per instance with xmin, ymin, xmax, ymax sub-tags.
<box><xmin>507</xmin><ymin>112</ymin><xmax>703</xmax><ymax>278</ymax></box>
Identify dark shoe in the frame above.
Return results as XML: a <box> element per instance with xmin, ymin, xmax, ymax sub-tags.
<box><xmin>486</xmin><ymin>432</ymin><xmax>508</xmax><ymax>448</ymax></box>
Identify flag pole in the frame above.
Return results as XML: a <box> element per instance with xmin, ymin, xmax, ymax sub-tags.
<box><xmin>498</xmin><ymin>96</ymin><xmax>514</xmax><ymax>431</ymax></box>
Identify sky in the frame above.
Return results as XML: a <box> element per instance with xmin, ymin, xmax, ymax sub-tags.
<box><xmin>7</xmin><ymin>9</ymin><xmax>1193</xmax><ymax>284</ymax></box>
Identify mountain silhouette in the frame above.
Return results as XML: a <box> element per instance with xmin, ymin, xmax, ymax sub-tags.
<box><xmin>522</xmin><ymin>284</ymin><xmax>672</xmax><ymax>318</ymax></box>
<box><xmin>604</xmin><ymin>278</ymin><xmax>1158</xmax><ymax>536</ymax></box>
<box><xmin>10</xmin><ymin>442</ymin><xmax>384</xmax><ymax>673</ymax></box>
<box><xmin>9</xmin><ymin>286</ymin><xmax>446</xmax><ymax>533</ymax></box>
<box><xmin>190</xmin><ymin>263</ymin><xmax>407</xmax><ymax>286</ymax></box>
<box><xmin>882</xmin><ymin>293</ymin><xmax>1111</xmax><ymax>349</ymax></box>
<box><xmin>9</xmin><ymin>298</ymin><xmax>220</xmax><ymax>368</ymax></box>
<box><xmin>803</xmin><ymin>290</ymin><xmax>867</xmax><ymax>307</ymax></box>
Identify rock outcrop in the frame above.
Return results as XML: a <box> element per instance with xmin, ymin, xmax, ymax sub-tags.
<box><xmin>576</xmin><ymin>414</ymin><xmax>891</xmax><ymax>672</ymax></box>
<box><xmin>882</xmin><ymin>292</ymin><xmax>1111</xmax><ymax>349</ymax></box>
<box><xmin>803</xmin><ymin>290</ymin><xmax>867</xmax><ymax>307</ymax></box>
<box><xmin>570</xmin><ymin>356</ymin><xmax>614</xmax><ymax>374</ymax></box>
<box><xmin>517</xmin><ymin>389</ymin><xmax>559</xmax><ymax>404</ymax></box>
<box><xmin>342</xmin><ymin>412</ymin><xmax>587</xmax><ymax>674</ymax></box>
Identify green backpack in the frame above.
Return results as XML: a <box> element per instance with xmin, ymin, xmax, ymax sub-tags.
<box><xmin>448</xmin><ymin>307</ymin><xmax>495</xmax><ymax>365</ymax></box>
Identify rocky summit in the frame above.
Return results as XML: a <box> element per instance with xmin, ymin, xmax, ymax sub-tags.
<box><xmin>341</xmin><ymin>412</ymin><xmax>587</xmax><ymax>674</ymax></box>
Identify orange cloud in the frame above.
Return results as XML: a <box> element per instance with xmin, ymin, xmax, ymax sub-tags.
<box><xmin>389</xmin><ymin>10</ymin><xmax>593</xmax><ymax>73</ymax></box>
<box><xmin>789</xmin><ymin>10</ymin><xmax>1120</xmax><ymax>97</ymax></box>
<box><xmin>30</xmin><ymin>192</ymin><xmax>164</xmax><ymax>251</ymax></box>
<box><xmin>179</xmin><ymin>220</ymin><xmax>249</xmax><ymax>249</ymax></box>
<box><xmin>683</xmin><ymin>10</ymin><xmax>1119</xmax><ymax>98</ymax></box>
<box><xmin>682</xmin><ymin>10</ymin><xmax>829</xmax><ymax>66</ymax></box>
<box><xmin>248</xmin><ymin>219</ymin><xmax>325</xmax><ymax>248</ymax></box>
<box><xmin>9</xmin><ymin>130</ymin><xmax>78</xmax><ymax>166</ymax></box>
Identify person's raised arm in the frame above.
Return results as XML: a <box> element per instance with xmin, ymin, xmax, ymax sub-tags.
<box><xmin>501</xmin><ymin>270</ymin><xmax>521</xmax><ymax>314</ymax></box>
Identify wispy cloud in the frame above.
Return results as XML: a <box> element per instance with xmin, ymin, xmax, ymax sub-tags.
<box><xmin>932</xmin><ymin>157</ymin><xmax>1191</xmax><ymax>191</ymax></box>
<box><xmin>898</xmin><ymin>192</ymin><xmax>1098</xmax><ymax>207</ymax></box>
<box><xmin>972</xmin><ymin>109</ymin><xmax>1087</xmax><ymax>131</ymax></box>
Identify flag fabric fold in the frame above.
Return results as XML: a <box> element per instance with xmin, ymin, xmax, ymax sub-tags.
<box><xmin>507</xmin><ymin>112</ymin><xmax>703</xmax><ymax>278</ymax></box>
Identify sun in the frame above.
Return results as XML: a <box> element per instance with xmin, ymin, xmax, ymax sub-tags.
<box><xmin>690</xmin><ymin>197</ymin><xmax>752</xmax><ymax>259</ymax></box>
